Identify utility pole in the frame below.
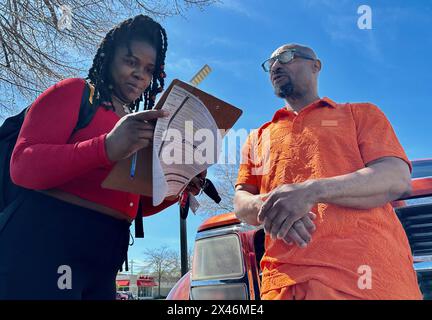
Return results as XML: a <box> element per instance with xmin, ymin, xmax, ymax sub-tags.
<box><xmin>180</xmin><ymin>217</ymin><xmax>188</xmax><ymax>276</ymax></box>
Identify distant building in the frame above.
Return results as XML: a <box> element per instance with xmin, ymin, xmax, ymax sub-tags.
<box><xmin>116</xmin><ymin>274</ymin><xmax>157</xmax><ymax>299</ymax></box>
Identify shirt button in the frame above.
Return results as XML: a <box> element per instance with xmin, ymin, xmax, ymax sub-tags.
<box><xmin>129</xmin><ymin>202</ymin><xmax>134</xmax><ymax>207</ymax></box>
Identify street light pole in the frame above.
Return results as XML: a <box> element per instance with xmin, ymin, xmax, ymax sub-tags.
<box><xmin>180</xmin><ymin>215</ymin><xmax>188</xmax><ymax>276</ymax></box>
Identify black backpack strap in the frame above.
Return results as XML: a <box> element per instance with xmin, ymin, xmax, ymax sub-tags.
<box><xmin>73</xmin><ymin>80</ymin><xmax>98</xmax><ymax>133</ymax></box>
<box><xmin>0</xmin><ymin>192</ymin><xmax>26</xmax><ymax>234</ymax></box>
<box><xmin>135</xmin><ymin>200</ymin><xmax>144</xmax><ymax>238</ymax></box>
<box><xmin>0</xmin><ymin>80</ymin><xmax>97</xmax><ymax>213</ymax></box>
<box><xmin>0</xmin><ymin>107</ymin><xmax>30</xmax><ymax>211</ymax></box>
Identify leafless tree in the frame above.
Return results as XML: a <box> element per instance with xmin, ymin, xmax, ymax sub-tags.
<box><xmin>171</xmin><ymin>247</ymin><xmax>194</xmax><ymax>277</ymax></box>
<box><xmin>143</xmin><ymin>245</ymin><xmax>179</xmax><ymax>298</ymax></box>
<box><xmin>197</xmin><ymin>161</ymin><xmax>239</xmax><ymax>217</ymax></box>
<box><xmin>0</xmin><ymin>0</ymin><xmax>217</xmax><ymax>115</ymax></box>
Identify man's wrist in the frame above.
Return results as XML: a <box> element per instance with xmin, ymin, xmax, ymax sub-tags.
<box><xmin>307</xmin><ymin>179</ymin><xmax>327</xmax><ymax>203</ymax></box>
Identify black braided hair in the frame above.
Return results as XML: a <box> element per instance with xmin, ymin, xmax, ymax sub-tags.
<box><xmin>87</xmin><ymin>15</ymin><xmax>168</xmax><ymax>112</ymax></box>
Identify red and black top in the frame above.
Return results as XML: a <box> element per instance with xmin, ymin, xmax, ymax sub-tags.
<box><xmin>10</xmin><ymin>78</ymin><xmax>175</xmax><ymax>220</ymax></box>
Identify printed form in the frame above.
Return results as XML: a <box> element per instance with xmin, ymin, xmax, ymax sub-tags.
<box><xmin>152</xmin><ymin>85</ymin><xmax>223</xmax><ymax>206</ymax></box>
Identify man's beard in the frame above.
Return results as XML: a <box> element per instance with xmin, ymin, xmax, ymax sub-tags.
<box><xmin>274</xmin><ymin>78</ymin><xmax>294</xmax><ymax>99</ymax></box>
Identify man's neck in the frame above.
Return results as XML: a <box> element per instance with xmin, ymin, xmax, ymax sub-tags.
<box><xmin>285</xmin><ymin>93</ymin><xmax>320</xmax><ymax>113</ymax></box>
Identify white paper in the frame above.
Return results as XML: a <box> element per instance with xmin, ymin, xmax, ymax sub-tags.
<box><xmin>188</xmin><ymin>194</ymin><xmax>200</xmax><ymax>214</ymax></box>
<box><xmin>152</xmin><ymin>145</ymin><xmax>168</xmax><ymax>206</ymax></box>
<box><xmin>152</xmin><ymin>85</ymin><xmax>223</xmax><ymax>206</ymax></box>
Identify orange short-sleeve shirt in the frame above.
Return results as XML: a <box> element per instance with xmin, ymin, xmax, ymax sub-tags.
<box><xmin>237</xmin><ymin>98</ymin><xmax>422</xmax><ymax>299</ymax></box>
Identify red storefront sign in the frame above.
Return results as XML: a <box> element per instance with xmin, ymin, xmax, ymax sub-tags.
<box><xmin>137</xmin><ymin>276</ymin><xmax>157</xmax><ymax>287</ymax></box>
<box><xmin>116</xmin><ymin>280</ymin><xmax>130</xmax><ymax>287</ymax></box>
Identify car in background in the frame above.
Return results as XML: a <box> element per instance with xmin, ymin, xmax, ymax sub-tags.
<box><xmin>167</xmin><ymin>159</ymin><xmax>432</xmax><ymax>300</ymax></box>
<box><xmin>124</xmin><ymin>292</ymin><xmax>136</xmax><ymax>300</ymax></box>
<box><xmin>116</xmin><ymin>291</ymin><xmax>128</xmax><ymax>300</ymax></box>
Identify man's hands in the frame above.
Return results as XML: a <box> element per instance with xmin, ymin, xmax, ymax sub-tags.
<box><xmin>258</xmin><ymin>181</ymin><xmax>319</xmax><ymax>248</ymax></box>
<box><xmin>245</xmin><ymin>157</ymin><xmax>411</xmax><ymax>248</ymax></box>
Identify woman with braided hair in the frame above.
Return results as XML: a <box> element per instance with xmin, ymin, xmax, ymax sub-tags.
<box><xmin>0</xmin><ymin>15</ymin><xmax>203</xmax><ymax>300</ymax></box>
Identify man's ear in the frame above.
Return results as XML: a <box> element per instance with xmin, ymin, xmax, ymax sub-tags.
<box><xmin>313</xmin><ymin>59</ymin><xmax>322</xmax><ymax>73</ymax></box>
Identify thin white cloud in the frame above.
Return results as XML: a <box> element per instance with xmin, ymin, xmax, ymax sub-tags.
<box><xmin>216</xmin><ymin>0</ymin><xmax>253</xmax><ymax>16</ymax></box>
<box><xmin>299</xmin><ymin>0</ymin><xmax>381</xmax><ymax>58</ymax></box>
<box><xmin>207</xmin><ymin>57</ymin><xmax>255</xmax><ymax>79</ymax></box>
<box><xmin>324</xmin><ymin>14</ymin><xmax>381</xmax><ymax>60</ymax></box>
<box><xmin>205</xmin><ymin>37</ymin><xmax>249</xmax><ymax>49</ymax></box>
<box><xmin>166</xmin><ymin>51</ymin><xmax>255</xmax><ymax>81</ymax></box>
<box><xmin>166</xmin><ymin>56</ymin><xmax>202</xmax><ymax>80</ymax></box>
<box><xmin>215</xmin><ymin>0</ymin><xmax>264</xmax><ymax>21</ymax></box>
<box><xmin>302</xmin><ymin>0</ymin><xmax>350</xmax><ymax>9</ymax></box>
<box><xmin>207</xmin><ymin>37</ymin><xmax>233</xmax><ymax>46</ymax></box>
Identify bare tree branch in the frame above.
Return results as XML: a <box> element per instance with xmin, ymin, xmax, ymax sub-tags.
<box><xmin>143</xmin><ymin>245</ymin><xmax>183</xmax><ymax>298</ymax></box>
<box><xmin>197</xmin><ymin>162</ymin><xmax>240</xmax><ymax>217</ymax></box>
<box><xmin>42</xmin><ymin>0</ymin><xmax>58</xmax><ymax>28</ymax></box>
<box><xmin>0</xmin><ymin>0</ymin><xmax>217</xmax><ymax>115</ymax></box>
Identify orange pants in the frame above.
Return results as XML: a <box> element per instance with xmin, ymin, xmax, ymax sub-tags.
<box><xmin>262</xmin><ymin>280</ymin><xmax>361</xmax><ymax>300</ymax></box>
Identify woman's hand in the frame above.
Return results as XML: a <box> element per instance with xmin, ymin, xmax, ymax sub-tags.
<box><xmin>105</xmin><ymin>109</ymin><xmax>168</xmax><ymax>162</ymax></box>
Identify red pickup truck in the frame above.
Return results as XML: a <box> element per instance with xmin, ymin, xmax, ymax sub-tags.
<box><xmin>167</xmin><ymin>159</ymin><xmax>432</xmax><ymax>300</ymax></box>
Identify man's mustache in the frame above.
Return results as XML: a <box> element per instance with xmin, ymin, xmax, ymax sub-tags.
<box><xmin>271</xmin><ymin>71</ymin><xmax>291</xmax><ymax>83</ymax></box>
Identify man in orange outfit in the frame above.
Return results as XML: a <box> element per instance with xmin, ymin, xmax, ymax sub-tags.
<box><xmin>234</xmin><ymin>44</ymin><xmax>422</xmax><ymax>300</ymax></box>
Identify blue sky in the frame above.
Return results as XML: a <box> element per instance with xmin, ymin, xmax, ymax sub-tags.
<box><xmin>125</xmin><ymin>0</ymin><xmax>432</xmax><ymax>270</ymax></box>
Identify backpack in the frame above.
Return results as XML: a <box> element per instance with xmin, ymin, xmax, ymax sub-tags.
<box><xmin>0</xmin><ymin>79</ymin><xmax>145</xmax><ymax>238</ymax></box>
<box><xmin>0</xmin><ymin>79</ymin><xmax>98</xmax><ymax>229</ymax></box>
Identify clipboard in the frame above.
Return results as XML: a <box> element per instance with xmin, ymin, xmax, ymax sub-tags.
<box><xmin>101</xmin><ymin>79</ymin><xmax>243</xmax><ymax>197</ymax></box>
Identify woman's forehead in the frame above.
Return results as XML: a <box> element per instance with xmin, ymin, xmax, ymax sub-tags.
<box><xmin>118</xmin><ymin>40</ymin><xmax>157</xmax><ymax>61</ymax></box>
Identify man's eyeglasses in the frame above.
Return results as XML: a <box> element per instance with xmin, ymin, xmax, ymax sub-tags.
<box><xmin>261</xmin><ymin>49</ymin><xmax>316</xmax><ymax>72</ymax></box>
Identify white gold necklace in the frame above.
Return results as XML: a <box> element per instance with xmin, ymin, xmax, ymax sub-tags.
<box><xmin>112</xmin><ymin>95</ymin><xmax>132</xmax><ymax>114</ymax></box>
<box><xmin>121</xmin><ymin>103</ymin><xmax>131</xmax><ymax>114</ymax></box>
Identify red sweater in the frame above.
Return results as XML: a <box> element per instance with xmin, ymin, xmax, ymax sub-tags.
<box><xmin>10</xmin><ymin>78</ymin><xmax>176</xmax><ymax>219</ymax></box>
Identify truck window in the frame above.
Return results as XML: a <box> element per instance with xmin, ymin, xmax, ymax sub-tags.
<box><xmin>412</xmin><ymin>160</ymin><xmax>432</xmax><ymax>179</ymax></box>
